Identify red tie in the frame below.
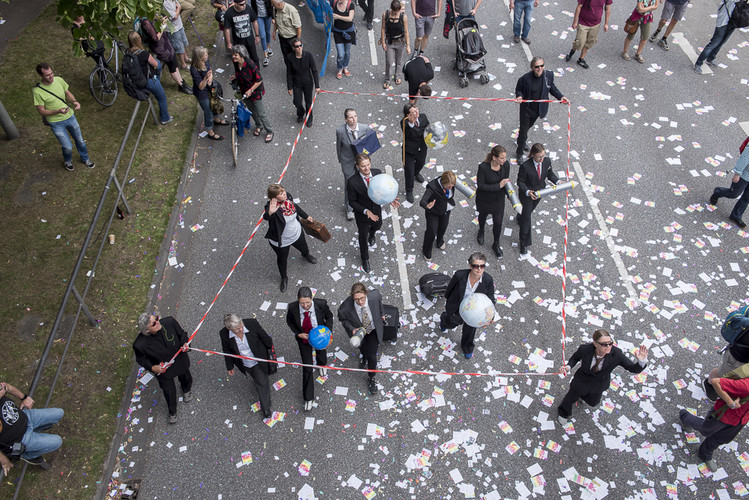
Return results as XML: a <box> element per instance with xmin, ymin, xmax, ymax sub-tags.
<box><xmin>302</xmin><ymin>311</ymin><xmax>312</xmax><ymax>333</ymax></box>
<box><xmin>536</xmin><ymin>163</ymin><xmax>542</xmax><ymax>180</ymax></box>
<box><xmin>365</xmin><ymin>177</ymin><xmax>370</xmax><ymax>186</ymax></box>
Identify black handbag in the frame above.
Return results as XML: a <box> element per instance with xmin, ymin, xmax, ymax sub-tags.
<box><xmin>266</xmin><ymin>343</ymin><xmax>278</xmax><ymax>375</ymax></box>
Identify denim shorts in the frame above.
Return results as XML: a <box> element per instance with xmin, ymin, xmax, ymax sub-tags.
<box><xmin>168</xmin><ymin>27</ymin><xmax>189</xmax><ymax>54</ymax></box>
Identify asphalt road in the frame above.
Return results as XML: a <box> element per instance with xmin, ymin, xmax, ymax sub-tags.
<box><xmin>109</xmin><ymin>1</ymin><xmax>749</xmax><ymax>498</ymax></box>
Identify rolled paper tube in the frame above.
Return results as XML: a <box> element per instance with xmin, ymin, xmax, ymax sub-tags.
<box><xmin>504</xmin><ymin>180</ymin><xmax>523</xmax><ymax>214</ymax></box>
<box><xmin>350</xmin><ymin>327</ymin><xmax>366</xmax><ymax>347</ymax></box>
<box><xmin>454</xmin><ymin>180</ymin><xmax>475</xmax><ymax>199</ymax></box>
<box><xmin>534</xmin><ymin>180</ymin><xmax>576</xmax><ymax>199</ymax></box>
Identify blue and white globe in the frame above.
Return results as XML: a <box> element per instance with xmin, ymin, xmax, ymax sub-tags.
<box><xmin>459</xmin><ymin>293</ymin><xmax>496</xmax><ymax>328</ymax></box>
<box><xmin>368</xmin><ymin>174</ymin><xmax>399</xmax><ymax>205</ymax></box>
<box><xmin>309</xmin><ymin>325</ymin><xmax>332</xmax><ymax>350</ymax></box>
<box><xmin>424</xmin><ymin>121</ymin><xmax>449</xmax><ymax>149</ymax></box>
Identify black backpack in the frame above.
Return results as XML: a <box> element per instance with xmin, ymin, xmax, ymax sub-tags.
<box><xmin>121</xmin><ymin>51</ymin><xmax>150</xmax><ymax>101</ymax></box>
<box><xmin>727</xmin><ymin>0</ymin><xmax>749</xmax><ymax>29</ymax></box>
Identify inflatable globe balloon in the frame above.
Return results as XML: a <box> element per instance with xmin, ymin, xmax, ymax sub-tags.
<box><xmin>367</xmin><ymin>174</ymin><xmax>399</xmax><ymax>205</ymax></box>
<box><xmin>459</xmin><ymin>293</ymin><xmax>496</xmax><ymax>328</ymax></box>
<box><xmin>424</xmin><ymin>121</ymin><xmax>449</xmax><ymax>149</ymax></box>
<box><xmin>309</xmin><ymin>325</ymin><xmax>332</xmax><ymax>350</ymax></box>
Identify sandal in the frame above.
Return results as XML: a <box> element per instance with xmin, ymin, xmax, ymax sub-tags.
<box><xmin>336</xmin><ymin>71</ymin><xmax>343</xmax><ymax>79</ymax></box>
<box><xmin>208</xmin><ymin>133</ymin><xmax>224</xmax><ymax>141</ymax></box>
<box><xmin>214</xmin><ymin>119</ymin><xmax>229</xmax><ymax>126</ymax></box>
<box><xmin>394</xmin><ymin>77</ymin><xmax>402</xmax><ymax>85</ymax></box>
<box><xmin>252</xmin><ymin>127</ymin><xmax>262</xmax><ymax>137</ymax></box>
<box><xmin>265</xmin><ymin>131</ymin><xmax>274</xmax><ymax>143</ymax></box>
<box><xmin>343</xmin><ymin>68</ymin><xmax>350</xmax><ymax>77</ymax></box>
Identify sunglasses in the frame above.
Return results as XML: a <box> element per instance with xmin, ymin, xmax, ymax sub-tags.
<box><xmin>150</xmin><ymin>315</ymin><xmax>160</xmax><ymax>328</ymax></box>
<box><xmin>471</xmin><ymin>264</ymin><xmax>486</xmax><ymax>269</ymax></box>
<box><xmin>596</xmin><ymin>341</ymin><xmax>614</xmax><ymax>347</ymax></box>
<box><xmin>533</xmin><ymin>64</ymin><xmax>545</xmax><ymax>68</ymax></box>
<box><xmin>294</xmin><ymin>44</ymin><xmax>303</xmax><ymax>48</ymax></box>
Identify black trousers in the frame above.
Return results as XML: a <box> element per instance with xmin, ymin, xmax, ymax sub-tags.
<box><xmin>516</xmin><ymin>108</ymin><xmax>540</xmax><ymax>156</ymax></box>
<box><xmin>423</xmin><ymin>212</ymin><xmax>450</xmax><ymax>258</ymax></box>
<box><xmin>355</xmin><ymin>216</ymin><xmax>382</xmax><ymax>260</ymax></box>
<box><xmin>404</xmin><ymin>148</ymin><xmax>427</xmax><ymax>192</ymax></box>
<box><xmin>358</xmin><ymin>0</ymin><xmax>375</xmax><ymax>23</ymax></box>
<box><xmin>557</xmin><ymin>381</ymin><xmax>603</xmax><ymax>418</ymax></box>
<box><xmin>439</xmin><ymin>312</ymin><xmax>477</xmax><ymax>355</ymax></box>
<box><xmin>236</xmin><ymin>37</ymin><xmax>260</xmax><ymax>69</ymax></box>
<box><xmin>297</xmin><ymin>339</ymin><xmax>327</xmax><ymax>402</ymax></box>
<box><xmin>518</xmin><ymin>197</ymin><xmax>540</xmax><ymax>248</ymax></box>
<box><xmin>246</xmin><ymin>363</ymin><xmax>272</xmax><ymax>413</ymax></box>
<box><xmin>293</xmin><ymin>84</ymin><xmax>314</xmax><ymax>119</ymax></box>
<box><xmin>681</xmin><ymin>410</ymin><xmax>746</xmax><ymax>461</ymax></box>
<box><xmin>478</xmin><ymin>205</ymin><xmax>505</xmax><ymax>246</ymax></box>
<box><xmin>360</xmin><ymin>330</ymin><xmax>379</xmax><ymax>379</ymax></box>
<box><xmin>269</xmin><ymin>232</ymin><xmax>310</xmax><ymax>279</ymax></box>
<box><xmin>279</xmin><ymin>36</ymin><xmax>295</xmax><ymax>65</ymax></box>
<box><xmin>157</xmin><ymin>369</ymin><xmax>193</xmax><ymax>416</ymax></box>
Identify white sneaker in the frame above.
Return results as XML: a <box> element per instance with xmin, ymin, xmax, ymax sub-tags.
<box><xmin>319</xmin><ymin>367</ymin><xmax>328</xmax><ymax>377</ymax></box>
<box><xmin>346</xmin><ymin>211</ymin><xmax>355</xmax><ymax>220</ymax></box>
<box><xmin>557</xmin><ymin>415</ymin><xmax>568</xmax><ymax>426</ymax></box>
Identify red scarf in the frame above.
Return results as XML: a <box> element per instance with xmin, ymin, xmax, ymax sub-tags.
<box><xmin>279</xmin><ymin>199</ymin><xmax>296</xmax><ymax>216</ymax></box>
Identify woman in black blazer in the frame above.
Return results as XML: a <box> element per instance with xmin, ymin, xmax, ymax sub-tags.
<box><xmin>263</xmin><ymin>184</ymin><xmax>317</xmax><ymax>292</ymax></box>
<box><xmin>401</xmin><ymin>103</ymin><xmax>430</xmax><ymax>203</ymax></box>
<box><xmin>557</xmin><ymin>329</ymin><xmax>649</xmax><ymax>424</ymax></box>
<box><xmin>420</xmin><ymin>171</ymin><xmax>456</xmax><ymax>260</ymax></box>
<box><xmin>475</xmin><ymin>145</ymin><xmax>511</xmax><ymax>259</ymax></box>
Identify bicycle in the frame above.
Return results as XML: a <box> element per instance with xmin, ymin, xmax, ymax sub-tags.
<box><xmin>87</xmin><ymin>35</ymin><xmax>127</xmax><ymax>107</ymax></box>
<box><xmin>218</xmin><ymin>81</ymin><xmax>252</xmax><ymax>168</ymax></box>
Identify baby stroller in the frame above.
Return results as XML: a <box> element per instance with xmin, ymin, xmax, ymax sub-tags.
<box><xmin>453</xmin><ymin>17</ymin><xmax>488</xmax><ymax>88</ymax></box>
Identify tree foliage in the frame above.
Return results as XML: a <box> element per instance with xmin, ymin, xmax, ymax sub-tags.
<box><xmin>56</xmin><ymin>0</ymin><xmax>162</xmax><ymax>53</ymax></box>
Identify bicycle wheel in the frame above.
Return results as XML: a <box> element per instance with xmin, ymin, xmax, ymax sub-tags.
<box><xmin>231</xmin><ymin>124</ymin><xmax>238</xmax><ymax>168</ymax></box>
<box><xmin>90</xmin><ymin>66</ymin><xmax>118</xmax><ymax>106</ymax></box>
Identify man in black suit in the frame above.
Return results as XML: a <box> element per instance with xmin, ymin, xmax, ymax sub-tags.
<box><xmin>439</xmin><ymin>252</ymin><xmax>496</xmax><ymax>359</ymax></box>
<box><xmin>133</xmin><ymin>314</ymin><xmax>193</xmax><ymax>424</ymax></box>
<box><xmin>514</xmin><ymin>56</ymin><xmax>568</xmax><ymax>160</ymax></box>
<box><xmin>336</xmin><ymin>108</ymin><xmax>370</xmax><ymax>220</ymax></box>
<box><xmin>286</xmin><ymin>286</ymin><xmax>333</xmax><ymax>411</ymax></box>
<box><xmin>402</xmin><ymin>103</ymin><xmax>430</xmax><ymax>203</ymax></box>
<box><xmin>286</xmin><ymin>38</ymin><xmax>320</xmax><ymax>125</ymax></box>
<box><xmin>219</xmin><ymin>313</ymin><xmax>275</xmax><ymax>419</ymax></box>
<box><xmin>557</xmin><ymin>329</ymin><xmax>648</xmax><ymax>425</ymax></box>
<box><xmin>347</xmin><ymin>153</ymin><xmax>401</xmax><ymax>273</ymax></box>
<box><xmin>337</xmin><ymin>282</ymin><xmax>386</xmax><ymax>395</ymax></box>
<box><xmin>516</xmin><ymin>143</ymin><xmax>559</xmax><ymax>255</ymax></box>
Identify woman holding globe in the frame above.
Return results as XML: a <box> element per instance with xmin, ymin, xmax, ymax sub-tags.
<box><xmin>286</xmin><ymin>286</ymin><xmax>333</xmax><ymax>411</ymax></box>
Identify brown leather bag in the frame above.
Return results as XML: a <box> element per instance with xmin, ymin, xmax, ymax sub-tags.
<box><xmin>623</xmin><ymin>18</ymin><xmax>639</xmax><ymax>35</ymax></box>
<box><xmin>300</xmin><ymin>218</ymin><xmax>332</xmax><ymax>243</ymax></box>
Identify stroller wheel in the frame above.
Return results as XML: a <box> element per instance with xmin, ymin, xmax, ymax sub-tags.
<box><xmin>459</xmin><ymin>77</ymin><xmax>469</xmax><ymax>88</ymax></box>
<box><xmin>479</xmin><ymin>74</ymin><xmax>489</xmax><ymax>84</ymax></box>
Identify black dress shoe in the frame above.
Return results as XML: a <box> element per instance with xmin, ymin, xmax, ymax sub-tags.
<box><xmin>307</xmin><ymin>115</ymin><xmax>313</xmax><ymax>127</ymax></box>
<box><xmin>415</xmin><ymin>173</ymin><xmax>425</xmax><ymax>183</ymax></box>
<box><xmin>359</xmin><ymin>357</ymin><xmax>366</xmax><ymax>369</ymax></box>
<box><xmin>519</xmin><ymin>245</ymin><xmax>527</xmax><ymax>255</ymax></box>
<box><xmin>731</xmin><ymin>215</ymin><xmax>747</xmax><ymax>228</ymax></box>
<box><xmin>406</xmin><ymin>191</ymin><xmax>414</xmax><ymax>203</ymax></box>
<box><xmin>361</xmin><ymin>259</ymin><xmax>371</xmax><ymax>274</ymax></box>
<box><xmin>523</xmin><ymin>145</ymin><xmax>530</xmax><ymax>152</ymax></box>
<box><xmin>368</xmin><ymin>232</ymin><xmax>376</xmax><ymax>246</ymax></box>
<box><xmin>297</xmin><ymin>116</ymin><xmax>304</xmax><ymax>123</ymax></box>
<box><xmin>709</xmin><ymin>194</ymin><xmax>719</xmax><ymax>205</ymax></box>
<box><xmin>280</xmin><ymin>277</ymin><xmax>288</xmax><ymax>292</ymax></box>
<box><xmin>368</xmin><ymin>378</ymin><xmax>378</xmax><ymax>395</ymax></box>
<box><xmin>263</xmin><ymin>409</ymin><xmax>272</xmax><ymax>419</ymax></box>
<box><xmin>304</xmin><ymin>253</ymin><xmax>317</xmax><ymax>264</ymax></box>
<box><xmin>367</xmin><ymin>21</ymin><xmax>373</xmax><ymax>30</ymax></box>
<box><xmin>477</xmin><ymin>228</ymin><xmax>485</xmax><ymax>245</ymax></box>
<box><xmin>493</xmin><ymin>244</ymin><xmax>503</xmax><ymax>259</ymax></box>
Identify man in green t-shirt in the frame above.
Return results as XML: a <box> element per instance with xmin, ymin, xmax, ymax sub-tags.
<box><xmin>33</xmin><ymin>62</ymin><xmax>95</xmax><ymax>172</ymax></box>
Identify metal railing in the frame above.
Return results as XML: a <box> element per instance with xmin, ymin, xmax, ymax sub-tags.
<box><xmin>3</xmin><ymin>98</ymin><xmax>159</xmax><ymax>498</ymax></box>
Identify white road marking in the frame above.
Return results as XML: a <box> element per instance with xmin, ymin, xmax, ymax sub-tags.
<box><xmin>369</xmin><ymin>28</ymin><xmax>378</xmax><ymax>66</ymax></box>
<box><xmin>571</xmin><ymin>161</ymin><xmax>638</xmax><ymax>302</ymax></box>
<box><xmin>503</xmin><ymin>0</ymin><xmax>533</xmax><ymax>62</ymax></box>
<box><xmin>386</xmin><ymin>164</ymin><xmax>412</xmax><ymax>310</ymax></box>
<box><xmin>671</xmin><ymin>31</ymin><xmax>712</xmax><ymax>74</ymax></box>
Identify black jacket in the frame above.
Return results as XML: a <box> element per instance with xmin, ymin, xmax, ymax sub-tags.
<box><xmin>567</xmin><ymin>343</ymin><xmax>646</xmax><ymax>394</ymax></box>
<box><xmin>403</xmin><ymin>56</ymin><xmax>434</xmax><ymax>96</ymax></box>
<box><xmin>286</xmin><ymin>50</ymin><xmax>320</xmax><ymax>90</ymax></box>
<box><xmin>475</xmin><ymin>161</ymin><xmax>510</xmax><ymax>213</ymax></box>
<box><xmin>132</xmin><ymin>316</ymin><xmax>190</xmax><ymax>377</ymax></box>
<box><xmin>347</xmin><ymin>168</ymin><xmax>383</xmax><ymax>223</ymax></box>
<box><xmin>402</xmin><ymin>113</ymin><xmax>430</xmax><ymax>157</ymax></box>
<box><xmin>337</xmin><ymin>289</ymin><xmax>385</xmax><ymax>343</ymax></box>
<box><xmin>444</xmin><ymin>269</ymin><xmax>495</xmax><ymax>315</ymax></box>
<box><xmin>286</xmin><ymin>298</ymin><xmax>334</xmax><ymax>338</ymax></box>
<box><xmin>515</xmin><ymin>70</ymin><xmax>563</xmax><ymax>119</ymax></box>
<box><xmin>420</xmin><ymin>177</ymin><xmax>455</xmax><ymax>216</ymax></box>
<box><xmin>262</xmin><ymin>192</ymin><xmax>309</xmax><ymax>242</ymax></box>
<box><xmin>219</xmin><ymin>318</ymin><xmax>274</xmax><ymax>375</ymax></box>
<box><xmin>517</xmin><ymin>157</ymin><xmax>559</xmax><ymax>200</ymax></box>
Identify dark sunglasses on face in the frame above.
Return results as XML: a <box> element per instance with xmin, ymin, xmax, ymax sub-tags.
<box><xmin>533</xmin><ymin>64</ymin><xmax>544</xmax><ymax>68</ymax></box>
<box><xmin>596</xmin><ymin>341</ymin><xmax>614</xmax><ymax>347</ymax></box>
<box><xmin>294</xmin><ymin>44</ymin><xmax>303</xmax><ymax>48</ymax></box>
<box><xmin>150</xmin><ymin>315</ymin><xmax>160</xmax><ymax>328</ymax></box>
<box><xmin>471</xmin><ymin>264</ymin><xmax>486</xmax><ymax>269</ymax></box>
